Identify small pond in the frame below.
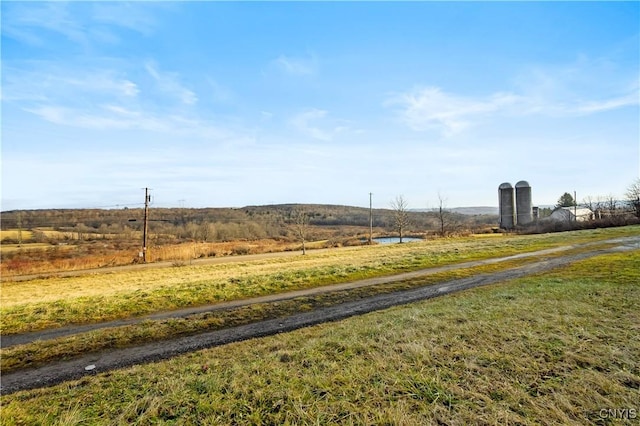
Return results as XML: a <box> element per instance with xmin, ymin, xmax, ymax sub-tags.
<box><xmin>373</xmin><ymin>237</ymin><xmax>423</xmax><ymax>244</ymax></box>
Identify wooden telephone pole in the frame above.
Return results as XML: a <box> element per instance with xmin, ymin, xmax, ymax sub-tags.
<box><xmin>369</xmin><ymin>192</ymin><xmax>373</xmax><ymax>245</ymax></box>
<box><xmin>142</xmin><ymin>188</ymin><xmax>150</xmax><ymax>263</ymax></box>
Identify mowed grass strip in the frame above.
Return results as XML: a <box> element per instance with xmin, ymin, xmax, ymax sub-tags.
<box><xmin>2</xmin><ymin>250</ymin><xmax>638</xmax><ymax>425</ymax></box>
<box><xmin>1</xmin><ymin>226</ymin><xmax>638</xmax><ymax>335</ymax></box>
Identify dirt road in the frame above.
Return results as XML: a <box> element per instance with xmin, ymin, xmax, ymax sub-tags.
<box><xmin>1</xmin><ymin>236</ymin><xmax>638</xmax><ymax>394</ymax></box>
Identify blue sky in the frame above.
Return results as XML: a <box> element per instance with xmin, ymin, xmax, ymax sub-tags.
<box><xmin>2</xmin><ymin>1</ymin><xmax>639</xmax><ymax>210</ymax></box>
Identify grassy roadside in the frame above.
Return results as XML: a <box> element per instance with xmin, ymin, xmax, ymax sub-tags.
<box><xmin>0</xmin><ymin>239</ymin><xmax>632</xmax><ymax>375</ymax></box>
<box><xmin>2</xmin><ymin>249</ymin><xmax>638</xmax><ymax>424</ymax></box>
<box><xmin>2</xmin><ymin>226</ymin><xmax>638</xmax><ymax>336</ymax></box>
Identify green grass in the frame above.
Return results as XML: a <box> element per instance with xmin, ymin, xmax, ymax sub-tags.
<box><xmin>2</xmin><ymin>226</ymin><xmax>638</xmax><ymax>335</ymax></box>
<box><xmin>0</xmin><ymin>254</ymin><xmax>558</xmax><ymax>373</ymax></box>
<box><xmin>0</xmin><ymin>239</ymin><xmax>630</xmax><ymax>373</ymax></box>
<box><xmin>1</xmin><ymin>249</ymin><xmax>639</xmax><ymax>424</ymax></box>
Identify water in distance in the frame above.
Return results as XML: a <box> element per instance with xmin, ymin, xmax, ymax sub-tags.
<box><xmin>373</xmin><ymin>237</ymin><xmax>422</xmax><ymax>244</ymax></box>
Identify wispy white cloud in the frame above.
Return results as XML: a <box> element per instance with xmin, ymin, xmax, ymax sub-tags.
<box><xmin>387</xmin><ymin>87</ymin><xmax>520</xmax><ymax>136</ymax></box>
<box><xmin>91</xmin><ymin>2</ymin><xmax>159</xmax><ymax>36</ymax></box>
<box><xmin>1</xmin><ymin>2</ymin><xmax>89</xmax><ymax>47</ymax></box>
<box><xmin>389</xmin><ymin>82</ymin><xmax>638</xmax><ymax>137</ymax></box>
<box><xmin>272</xmin><ymin>54</ymin><xmax>318</xmax><ymax>76</ymax></box>
<box><xmin>1</xmin><ymin>2</ymin><xmax>160</xmax><ymax>48</ymax></box>
<box><xmin>574</xmin><ymin>92</ymin><xmax>639</xmax><ymax>114</ymax></box>
<box><xmin>2</xmin><ymin>58</ymin><xmax>242</xmax><ymax>143</ymax></box>
<box><xmin>145</xmin><ymin>62</ymin><xmax>198</xmax><ymax>105</ymax></box>
<box><xmin>23</xmin><ymin>104</ymin><xmax>232</xmax><ymax>142</ymax></box>
<box><xmin>290</xmin><ymin>109</ymin><xmax>332</xmax><ymax>141</ymax></box>
<box><xmin>389</xmin><ymin>55</ymin><xmax>639</xmax><ymax>137</ymax></box>
<box><xmin>289</xmin><ymin>108</ymin><xmax>355</xmax><ymax>142</ymax></box>
<box><xmin>24</xmin><ymin>105</ymin><xmax>164</xmax><ymax>132</ymax></box>
<box><xmin>511</xmin><ymin>56</ymin><xmax>640</xmax><ymax>116</ymax></box>
<box><xmin>2</xmin><ymin>64</ymin><xmax>139</xmax><ymax>103</ymax></box>
<box><xmin>6</xmin><ymin>59</ymin><xmax>197</xmax><ymax>109</ymax></box>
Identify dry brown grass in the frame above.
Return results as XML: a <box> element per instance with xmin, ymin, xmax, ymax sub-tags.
<box><xmin>0</xmin><ymin>238</ymin><xmax>332</xmax><ymax>277</ymax></box>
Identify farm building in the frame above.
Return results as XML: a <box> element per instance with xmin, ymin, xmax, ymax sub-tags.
<box><xmin>549</xmin><ymin>207</ymin><xmax>594</xmax><ymax>222</ymax></box>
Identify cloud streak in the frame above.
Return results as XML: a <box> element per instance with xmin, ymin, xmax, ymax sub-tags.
<box><xmin>2</xmin><ymin>64</ymin><xmax>139</xmax><ymax>103</ymax></box>
<box><xmin>389</xmin><ymin>85</ymin><xmax>638</xmax><ymax>136</ymax></box>
<box><xmin>272</xmin><ymin>54</ymin><xmax>318</xmax><ymax>76</ymax></box>
<box><xmin>145</xmin><ymin>62</ymin><xmax>198</xmax><ymax>105</ymax></box>
<box><xmin>289</xmin><ymin>109</ymin><xmax>356</xmax><ymax>142</ymax></box>
<box><xmin>387</xmin><ymin>87</ymin><xmax>520</xmax><ymax>135</ymax></box>
<box><xmin>3</xmin><ymin>60</ymin><xmax>216</xmax><ymax>138</ymax></box>
<box><xmin>290</xmin><ymin>109</ymin><xmax>332</xmax><ymax>141</ymax></box>
<box><xmin>1</xmin><ymin>3</ymin><xmax>89</xmax><ymax>47</ymax></box>
<box><xmin>388</xmin><ymin>55</ymin><xmax>639</xmax><ymax>136</ymax></box>
<box><xmin>1</xmin><ymin>2</ymin><xmax>160</xmax><ymax>48</ymax></box>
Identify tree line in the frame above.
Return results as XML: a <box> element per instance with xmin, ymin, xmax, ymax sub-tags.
<box><xmin>1</xmin><ymin>203</ymin><xmax>496</xmax><ymax>245</ymax></box>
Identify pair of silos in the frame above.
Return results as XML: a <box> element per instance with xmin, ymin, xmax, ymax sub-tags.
<box><xmin>499</xmin><ymin>181</ymin><xmax>532</xmax><ymax>229</ymax></box>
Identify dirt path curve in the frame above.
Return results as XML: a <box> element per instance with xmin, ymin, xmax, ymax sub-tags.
<box><xmin>2</xmin><ymin>237</ymin><xmax>638</xmax><ymax>394</ymax></box>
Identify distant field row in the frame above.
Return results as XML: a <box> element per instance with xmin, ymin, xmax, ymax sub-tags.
<box><xmin>2</xmin><ymin>228</ymin><xmax>79</xmax><ymax>239</ymax></box>
<box><xmin>1</xmin><ymin>228</ymin><xmax>132</xmax><ymax>240</ymax></box>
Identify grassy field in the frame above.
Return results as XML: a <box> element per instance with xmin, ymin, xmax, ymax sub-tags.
<box><xmin>2</xmin><ymin>248</ymin><xmax>638</xmax><ymax>424</ymax></box>
<box><xmin>0</xmin><ymin>230</ymin><xmax>35</xmax><ymax>241</ymax></box>
<box><xmin>0</xmin><ymin>250</ymin><xmax>597</xmax><ymax>373</ymax></box>
<box><xmin>2</xmin><ymin>226</ymin><xmax>638</xmax><ymax>336</ymax></box>
<box><xmin>0</xmin><ymin>236</ymin><xmax>322</xmax><ymax>276</ymax></box>
<box><xmin>0</xmin><ymin>243</ymin><xmax>53</xmax><ymax>253</ymax></box>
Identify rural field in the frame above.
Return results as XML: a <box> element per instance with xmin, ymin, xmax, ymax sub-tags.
<box><xmin>1</xmin><ymin>226</ymin><xmax>639</xmax><ymax>424</ymax></box>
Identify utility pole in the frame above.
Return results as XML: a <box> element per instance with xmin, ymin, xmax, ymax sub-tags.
<box><xmin>142</xmin><ymin>188</ymin><xmax>151</xmax><ymax>263</ymax></box>
<box><xmin>369</xmin><ymin>192</ymin><xmax>373</xmax><ymax>245</ymax></box>
<box><xmin>574</xmin><ymin>190</ymin><xmax>577</xmax><ymax>222</ymax></box>
<box><xmin>17</xmin><ymin>211</ymin><xmax>23</xmax><ymax>248</ymax></box>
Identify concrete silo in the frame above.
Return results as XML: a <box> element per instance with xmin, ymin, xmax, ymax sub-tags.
<box><xmin>515</xmin><ymin>180</ymin><xmax>533</xmax><ymax>225</ymax></box>
<box><xmin>498</xmin><ymin>182</ymin><xmax>516</xmax><ymax>229</ymax></box>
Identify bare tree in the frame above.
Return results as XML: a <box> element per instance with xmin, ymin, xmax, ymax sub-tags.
<box><xmin>436</xmin><ymin>192</ymin><xmax>450</xmax><ymax>237</ymax></box>
<box><xmin>184</xmin><ymin>222</ymin><xmax>200</xmax><ymax>241</ymax></box>
<box><xmin>604</xmin><ymin>194</ymin><xmax>619</xmax><ymax>218</ymax></box>
<box><xmin>626</xmin><ymin>178</ymin><xmax>640</xmax><ymax>219</ymax></box>
<box><xmin>390</xmin><ymin>195</ymin><xmax>410</xmax><ymax>243</ymax></box>
<box><xmin>199</xmin><ymin>222</ymin><xmax>216</xmax><ymax>242</ymax></box>
<box><xmin>292</xmin><ymin>209</ymin><xmax>310</xmax><ymax>255</ymax></box>
<box><xmin>581</xmin><ymin>196</ymin><xmax>600</xmax><ymax>221</ymax></box>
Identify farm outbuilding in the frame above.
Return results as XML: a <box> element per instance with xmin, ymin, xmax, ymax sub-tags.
<box><xmin>549</xmin><ymin>207</ymin><xmax>594</xmax><ymax>222</ymax></box>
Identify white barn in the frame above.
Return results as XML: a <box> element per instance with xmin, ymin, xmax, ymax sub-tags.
<box><xmin>549</xmin><ymin>207</ymin><xmax>594</xmax><ymax>222</ymax></box>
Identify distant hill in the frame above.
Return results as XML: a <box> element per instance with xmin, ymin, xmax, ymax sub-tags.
<box><xmin>450</xmin><ymin>206</ymin><xmax>498</xmax><ymax>215</ymax></box>
<box><xmin>1</xmin><ymin>203</ymin><xmax>499</xmax><ymax>237</ymax></box>
<box><xmin>412</xmin><ymin>206</ymin><xmax>499</xmax><ymax>216</ymax></box>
